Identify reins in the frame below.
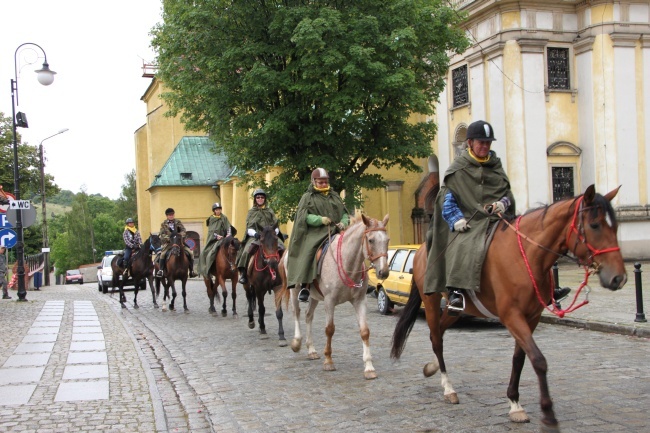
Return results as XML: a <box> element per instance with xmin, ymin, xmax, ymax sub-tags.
<box><xmin>253</xmin><ymin>236</ymin><xmax>279</xmax><ymax>281</ymax></box>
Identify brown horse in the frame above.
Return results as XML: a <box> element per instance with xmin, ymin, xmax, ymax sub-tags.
<box><xmin>204</xmin><ymin>235</ymin><xmax>241</xmax><ymax>316</ymax></box>
<box><xmin>110</xmin><ymin>234</ymin><xmax>161</xmax><ymax>309</ymax></box>
<box><xmin>243</xmin><ymin>225</ymin><xmax>286</xmax><ymax>345</ymax></box>
<box><xmin>391</xmin><ymin>185</ymin><xmax>627</xmax><ymax>432</ymax></box>
<box><xmin>159</xmin><ymin>232</ymin><xmax>191</xmax><ymax>312</ymax></box>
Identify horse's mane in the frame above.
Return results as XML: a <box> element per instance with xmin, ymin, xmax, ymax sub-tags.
<box><xmin>516</xmin><ymin>191</ymin><xmax>617</xmax><ymax>229</ymax></box>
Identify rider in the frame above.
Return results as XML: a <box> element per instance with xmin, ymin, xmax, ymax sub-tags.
<box><xmin>198</xmin><ymin>202</ymin><xmax>233</xmax><ymax>277</ymax></box>
<box><xmin>156</xmin><ymin>208</ymin><xmax>198</xmax><ymax>278</ymax></box>
<box><xmin>287</xmin><ymin>168</ymin><xmax>349</xmax><ymax>302</ymax></box>
<box><xmin>236</xmin><ymin>188</ymin><xmax>284</xmax><ymax>285</ymax></box>
<box><xmin>121</xmin><ymin>217</ymin><xmax>142</xmax><ymax>278</ymax></box>
<box><xmin>425</xmin><ymin>120</ymin><xmax>570</xmax><ymax>315</ymax></box>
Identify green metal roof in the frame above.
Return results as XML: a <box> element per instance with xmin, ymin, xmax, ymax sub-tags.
<box><xmin>149</xmin><ymin>136</ymin><xmax>233</xmax><ymax>189</ymax></box>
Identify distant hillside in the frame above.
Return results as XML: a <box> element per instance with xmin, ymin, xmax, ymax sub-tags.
<box><xmin>32</xmin><ymin>202</ymin><xmax>72</xmax><ymax>225</ymax></box>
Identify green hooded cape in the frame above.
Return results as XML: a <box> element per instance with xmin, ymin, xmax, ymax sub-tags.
<box><xmin>198</xmin><ymin>214</ymin><xmax>232</xmax><ymax>277</ymax></box>
<box><xmin>424</xmin><ymin>150</ymin><xmax>515</xmax><ymax>294</ymax></box>
<box><xmin>286</xmin><ymin>185</ymin><xmax>349</xmax><ymax>287</ymax></box>
<box><xmin>236</xmin><ymin>205</ymin><xmax>284</xmax><ymax>269</ymax></box>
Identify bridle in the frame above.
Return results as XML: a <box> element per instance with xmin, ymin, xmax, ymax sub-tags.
<box><xmin>336</xmin><ymin>221</ymin><xmax>388</xmax><ymax>289</ymax></box>
<box><xmin>224</xmin><ymin>238</ymin><xmax>239</xmax><ymax>270</ymax></box>
<box><xmin>253</xmin><ymin>233</ymin><xmax>280</xmax><ymax>281</ymax></box>
<box><xmin>500</xmin><ymin>195</ymin><xmax>620</xmax><ymax>317</ymax></box>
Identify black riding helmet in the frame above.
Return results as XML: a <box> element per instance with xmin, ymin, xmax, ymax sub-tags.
<box><xmin>165</xmin><ymin>208</ymin><xmax>175</xmax><ymax>215</ymax></box>
<box><xmin>212</xmin><ymin>202</ymin><xmax>222</xmax><ymax>211</ymax></box>
<box><xmin>466</xmin><ymin>120</ymin><xmax>497</xmax><ymax>142</ymax></box>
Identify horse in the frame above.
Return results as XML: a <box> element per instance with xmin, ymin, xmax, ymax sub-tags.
<box><xmin>204</xmin><ymin>235</ymin><xmax>241</xmax><ymax>316</ymax></box>
<box><xmin>243</xmin><ymin>225</ymin><xmax>287</xmax><ymax>345</ymax></box>
<box><xmin>110</xmin><ymin>234</ymin><xmax>161</xmax><ymax>309</ymax></box>
<box><xmin>390</xmin><ymin>185</ymin><xmax>627</xmax><ymax>432</ymax></box>
<box><xmin>280</xmin><ymin>214</ymin><xmax>390</xmax><ymax>379</ymax></box>
<box><xmin>158</xmin><ymin>232</ymin><xmax>191</xmax><ymax>312</ymax></box>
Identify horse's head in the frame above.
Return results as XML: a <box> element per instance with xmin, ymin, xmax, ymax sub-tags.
<box><xmin>259</xmin><ymin>226</ymin><xmax>280</xmax><ymax>271</ymax></box>
<box><xmin>362</xmin><ymin>214</ymin><xmax>390</xmax><ymax>280</ymax></box>
<box><xmin>567</xmin><ymin>185</ymin><xmax>627</xmax><ymax>290</ymax></box>
<box><xmin>170</xmin><ymin>232</ymin><xmax>183</xmax><ymax>256</ymax></box>
<box><xmin>149</xmin><ymin>234</ymin><xmax>162</xmax><ymax>254</ymax></box>
<box><xmin>224</xmin><ymin>236</ymin><xmax>241</xmax><ymax>262</ymax></box>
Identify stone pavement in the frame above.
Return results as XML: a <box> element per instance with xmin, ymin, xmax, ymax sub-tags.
<box><xmin>0</xmin><ymin>259</ymin><xmax>648</xmax><ymax>433</ymax></box>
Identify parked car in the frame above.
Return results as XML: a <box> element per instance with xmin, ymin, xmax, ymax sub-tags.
<box><xmin>65</xmin><ymin>269</ymin><xmax>84</xmax><ymax>285</ymax></box>
<box><xmin>368</xmin><ymin>244</ymin><xmax>426</xmax><ymax>315</ymax></box>
<box><xmin>97</xmin><ymin>251</ymin><xmax>134</xmax><ymax>294</ymax></box>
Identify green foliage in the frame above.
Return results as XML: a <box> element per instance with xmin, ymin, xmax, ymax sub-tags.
<box><xmin>152</xmin><ymin>0</ymin><xmax>469</xmax><ymax>221</ymax></box>
<box><xmin>114</xmin><ymin>170</ymin><xmax>138</xmax><ymax>223</ymax></box>
<box><xmin>49</xmin><ymin>190</ymin><xmax>75</xmax><ymax>206</ymax></box>
<box><xmin>0</xmin><ymin>112</ymin><xmax>60</xmax><ymax>200</ymax></box>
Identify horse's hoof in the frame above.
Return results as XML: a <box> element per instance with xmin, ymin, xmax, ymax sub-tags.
<box><xmin>134</xmin><ymin>304</ymin><xmax>139</xmax><ymax>309</ymax></box>
<box><xmin>221</xmin><ymin>311</ymin><xmax>227</xmax><ymax>317</ymax></box>
<box><xmin>539</xmin><ymin>421</ymin><xmax>559</xmax><ymax>433</ymax></box>
<box><xmin>162</xmin><ymin>307</ymin><xmax>168</xmax><ymax>312</ymax></box>
<box><xmin>232</xmin><ymin>313</ymin><xmax>238</xmax><ymax>319</ymax></box>
<box><xmin>364</xmin><ymin>370</ymin><xmax>378</xmax><ymax>380</ymax></box>
<box><xmin>248</xmin><ymin>322</ymin><xmax>255</xmax><ymax>329</ymax></box>
<box><xmin>323</xmin><ymin>363</ymin><xmax>336</xmax><ymax>371</ymax></box>
<box><xmin>278</xmin><ymin>339</ymin><xmax>288</xmax><ymax>347</ymax></box>
<box><xmin>291</xmin><ymin>339</ymin><xmax>302</xmax><ymax>353</ymax></box>
<box><xmin>509</xmin><ymin>410</ymin><xmax>530</xmax><ymax>423</ymax></box>
<box><xmin>153</xmin><ymin>303</ymin><xmax>159</xmax><ymax>309</ymax></box>
<box><xmin>444</xmin><ymin>393</ymin><xmax>459</xmax><ymax>404</ymax></box>
<box><xmin>184</xmin><ymin>308</ymin><xmax>189</xmax><ymax>312</ymax></box>
<box><xmin>307</xmin><ymin>352</ymin><xmax>320</xmax><ymax>360</ymax></box>
<box><xmin>423</xmin><ymin>362</ymin><xmax>440</xmax><ymax>377</ymax></box>
<box><xmin>209</xmin><ymin>307</ymin><xmax>216</xmax><ymax>313</ymax></box>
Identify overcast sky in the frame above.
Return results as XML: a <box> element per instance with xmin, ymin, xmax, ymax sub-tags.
<box><xmin>0</xmin><ymin>0</ymin><xmax>162</xmax><ymax>200</ymax></box>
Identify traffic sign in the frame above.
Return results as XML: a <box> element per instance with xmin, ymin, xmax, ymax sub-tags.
<box><xmin>0</xmin><ymin>228</ymin><xmax>17</xmax><ymax>248</ymax></box>
<box><xmin>6</xmin><ymin>207</ymin><xmax>37</xmax><ymax>228</ymax></box>
<box><xmin>0</xmin><ymin>214</ymin><xmax>12</xmax><ymax>228</ymax></box>
<box><xmin>0</xmin><ymin>191</ymin><xmax>16</xmax><ymax>214</ymax></box>
<box><xmin>9</xmin><ymin>199</ymin><xmax>31</xmax><ymax>209</ymax></box>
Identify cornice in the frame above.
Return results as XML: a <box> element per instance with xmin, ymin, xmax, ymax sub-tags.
<box><xmin>573</xmin><ymin>36</ymin><xmax>596</xmax><ymax>54</ymax></box>
<box><xmin>610</xmin><ymin>32</ymin><xmax>640</xmax><ymax>48</ymax></box>
<box><xmin>517</xmin><ymin>37</ymin><xmax>549</xmax><ymax>53</ymax></box>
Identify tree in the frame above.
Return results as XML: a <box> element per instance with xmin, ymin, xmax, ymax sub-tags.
<box><xmin>0</xmin><ymin>112</ymin><xmax>60</xmax><ymax>200</ymax></box>
<box><xmin>151</xmin><ymin>0</ymin><xmax>469</xmax><ymax>220</ymax></box>
<box><xmin>115</xmin><ymin>169</ymin><xmax>137</xmax><ymax>223</ymax></box>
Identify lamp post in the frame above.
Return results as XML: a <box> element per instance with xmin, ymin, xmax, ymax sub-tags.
<box><xmin>10</xmin><ymin>43</ymin><xmax>56</xmax><ymax>301</ymax></box>
<box><xmin>39</xmin><ymin>128</ymin><xmax>69</xmax><ymax>286</ymax></box>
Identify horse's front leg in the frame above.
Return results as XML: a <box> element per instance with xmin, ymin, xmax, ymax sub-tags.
<box><xmin>218</xmin><ymin>276</ymin><xmax>228</xmax><ymax>316</ymax></box>
<box><xmin>305</xmin><ymin>298</ymin><xmax>320</xmax><ymax>360</ymax></box>
<box><xmin>205</xmin><ymin>276</ymin><xmax>217</xmax><ymax>313</ymax></box>
<box><xmin>118</xmin><ymin>278</ymin><xmax>127</xmax><ymax>309</ymax></box>
<box><xmin>257</xmin><ymin>291</ymin><xmax>267</xmax><ymax>337</ymax></box>
<box><xmin>503</xmin><ymin>314</ymin><xmax>557</xmax><ymax>431</ymax></box>
<box><xmin>148</xmin><ymin>275</ymin><xmax>159</xmax><ymax>308</ymax></box>
<box><xmin>246</xmin><ymin>288</ymin><xmax>255</xmax><ymax>329</ymax></box>
<box><xmin>133</xmin><ymin>279</ymin><xmax>140</xmax><ymax>309</ymax></box>
<box><xmin>229</xmin><ymin>277</ymin><xmax>238</xmax><ymax>318</ymax></box>
<box><xmin>351</xmin><ymin>297</ymin><xmax>377</xmax><ymax>380</ymax></box>
<box><xmin>274</xmin><ymin>287</ymin><xmax>287</xmax><ymax>347</ymax></box>
<box><xmin>168</xmin><ymin>280</ymin><xmax>176</xmax><ymax>311</ymax></box>
<box><xmin>322</xmin><ymin>302</ymin><xmax>336</xmax><ymax>371</ymax></box>
<box><xmin>181</xmin><ymin>278</ymin><xmax>189</xmax><ymax>311</ymax></box>
<box><xmin>290</xmin><ymin>288</ymin><xmax>303</xmax><ymax>352</ymax></box>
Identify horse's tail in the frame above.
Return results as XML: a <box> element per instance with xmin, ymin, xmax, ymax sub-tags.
<box><xmin>390</xmin><ymin>278</ymin><xmax>422</xmax><ymax>360</ymax></box>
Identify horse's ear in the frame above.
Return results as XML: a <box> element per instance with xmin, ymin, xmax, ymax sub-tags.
<box><xmin>583</xmin><ymin>184</ymin><xmax>596</xmax><ymax>205</ymax></box>
<box><xmin>382</xmin><ymin>214</ymin><xmax>389</xmax><ymax>226</ymax></box>
<box><xmin>361</xmin><ymin>213</ymin><xmax>370</xmax><ymax>226</ymax></box>
<box><xmin>603</xmin><ymin>185</ymin><xmax>622</xmax><ymax>202</ymax></box>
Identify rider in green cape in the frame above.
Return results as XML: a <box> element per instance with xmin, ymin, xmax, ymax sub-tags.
<box><xmin>198</xmin><ymin>202</ymin><xmax>233</xmax><ymax>277</ymax></box>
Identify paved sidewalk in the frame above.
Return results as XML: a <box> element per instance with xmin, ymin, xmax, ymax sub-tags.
<box><xmin>541</xmin><ymin>259</ymin><xmax>650</xmax><ymax>338</ymax></box>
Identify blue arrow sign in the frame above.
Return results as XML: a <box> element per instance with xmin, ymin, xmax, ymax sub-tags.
<box><xmin>0</xmin><ymin>228</ymin><xmax>17</xmax><ymax>248</ymax></box>
<box><xmin>0</xmin><ymin>214</ymin><xmax>12</xmax><ymax>228</ymax></box>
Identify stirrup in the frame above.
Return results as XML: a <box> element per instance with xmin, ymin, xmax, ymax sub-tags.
<box><xmin>156</xmin><ymin>270</ymin><xmax>163</xmax><ymax>278</ymax></box>
<box><xmin>298</xmin><ymin>287</ymin><xmax>310</xmax><ymax>303</ymax></box>
<box><xmin>447</xmin><ymin>292</ymin><xmax>465</xmax><ymax>316</ymax></box>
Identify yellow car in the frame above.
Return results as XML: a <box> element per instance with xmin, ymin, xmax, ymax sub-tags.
<box><xmin>368</xmin><ymin>244</ymin><xmax>421</xmax><ymax>315</ymax></box>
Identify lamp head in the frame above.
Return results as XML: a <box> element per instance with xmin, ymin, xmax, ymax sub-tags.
<box><xmin>35</xmin><ymin>62</ymin><xmax>56</xmax><ymax>86</ymax></box>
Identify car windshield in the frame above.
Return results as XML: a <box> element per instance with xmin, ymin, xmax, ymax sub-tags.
<box><xmin>67</xmin><ymin>270</ymin><xmax>80</xmax><ymax>276</ymax></box>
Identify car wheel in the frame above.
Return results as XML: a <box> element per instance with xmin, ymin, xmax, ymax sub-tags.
<box><xmin>377</xmin><ymin>287</ymin><xmax>393</xmax><ymax>315</ymax></box>
<box><xmin>98</xmin><ymin>282</ymin><xmax>102</xmax><ymax>292</ymax></box>
<box><xmin>102</xmin><ymin>281</ymin><xmax>108</xmax><ymax>294</ymax></box>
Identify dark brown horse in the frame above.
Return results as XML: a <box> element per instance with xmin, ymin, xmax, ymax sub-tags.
<box><xmin>110</xmin><ymin>234</ymin><xmax>161</xmax><ymax>309</ymax></box>
<box><xmin>243</xmin><ymin>225</ymin><xmax>286</xmax><ymax>345</ymax></box>
<box><xmin>391</xmin><ymin>185</ymin><xmax>627</xmax><ymax>432</ymax></box>
<box><xmin>204</xmin><ymin>235</ymin><xmax>241</xmax><ymax>316</ymax></box>
<box><xmin>159</xmin><ymin>232</ymin><xmax>191</xmax><ymax>312</ymax></box>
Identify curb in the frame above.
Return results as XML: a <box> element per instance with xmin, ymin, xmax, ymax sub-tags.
<box><xmin>540</xmin><ymin>315</ymin><xmax>650</xmax><ymax>338</ymax></box>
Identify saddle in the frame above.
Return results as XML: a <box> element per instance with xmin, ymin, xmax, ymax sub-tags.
<box><xmin>315</xmin><ymin>237</ymin><xmax>333</xmax><ymax>276</ymax></box>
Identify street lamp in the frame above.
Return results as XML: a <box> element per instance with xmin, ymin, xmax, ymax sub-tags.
<box><xmin>39</xmin><ymin>128</ymin><xmax>69</xmax><ymax>286</ymax></box>
<box><xmin>10</xmin><ymin>42</ymin><xmax>57</xmax><ymax>301</ymax></box>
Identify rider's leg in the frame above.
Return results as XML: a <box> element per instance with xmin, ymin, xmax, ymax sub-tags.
<box><xmin>157</xmin><ymin>253</ymin><xmax>166</xmax><ymax>278</ymax></box>
<box><xmin>122</xmin><ymin>248</ymin><xmax>132</xmax><ymax>276</ymax></box>
<box><xmin>238</xmin><ymin>256</ymin><xmax>249</xmax><ymax>285</ymax></box>
<box><xmin>446</xmin><ymin>287</ymin><xmax>464</xmax><ymax>316</ymax></box>
<box><xmin>186</xmin><ymin>248</ymin><xmax>198</xmax><ymax>278</ymax></box>
<box><xmin>549</xmin><ymin>287</ymin><xmax>571</xmax><ymax>305</ymax></box>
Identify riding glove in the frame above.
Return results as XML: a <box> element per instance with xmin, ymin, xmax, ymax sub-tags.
<box><xmin>453</xmin><ymin>218</ymin><xmax>471</xmax><ymax>233</ymax></box>
<box><xmin>274</xmin><ymin>228</ymin><xmax>279</xmax><ymax>235</ymax></box>
<box><xmin>254</xmin><ymin>233</ymin><xmax>261</xmax><ymax>240</ymax></box>
<box><xmin>335</xmin><ymin>222</ymin><xmax>345</xmax><ymax>232</ymax></box>
<box><xmin>488</xmin><ymin>197</ymin><xmax>510</xmax><ymax>215</ymax></box>
<box><xmin>321</xmin><ymin>216</ymin><xmax>332</xmax><ymax>226</ymax></box>
<box><xmin>247</xmin><ymin>228</ymin><xmax>256</xmax><ymax>237</ymax></box>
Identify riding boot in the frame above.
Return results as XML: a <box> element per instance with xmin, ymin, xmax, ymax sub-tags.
<box><xmin>547</xmin><ymin>287</ymin><xmax>571</xmax><ymax>306</ymax></box>
<box><xmin>157</xmin><ymin>257</ymin><xmax>166</xmax><ymax>278</ymax></box>
<box><xmin>238</xmin><ymin>267</ymin><xmax>247</xmax><ymax>285</ymax></box>
<box><xmin>2</xmin><ymin>288</ymin><xmax>11</xmax><ymax>299</ymax></box>
<box><xmin>298</xmin><ymin>284</ymin><xmax>310</xmax><ymax>303</ymax></box>
<box><xmin>446</xmin><ymin>289</ymin><xmax>464</xmax><ymax>316</ymax></box>
<box><xmin>188</xmin><ymin>256</ymin><xmax>198</xmax><ymax>278</ymax></box>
